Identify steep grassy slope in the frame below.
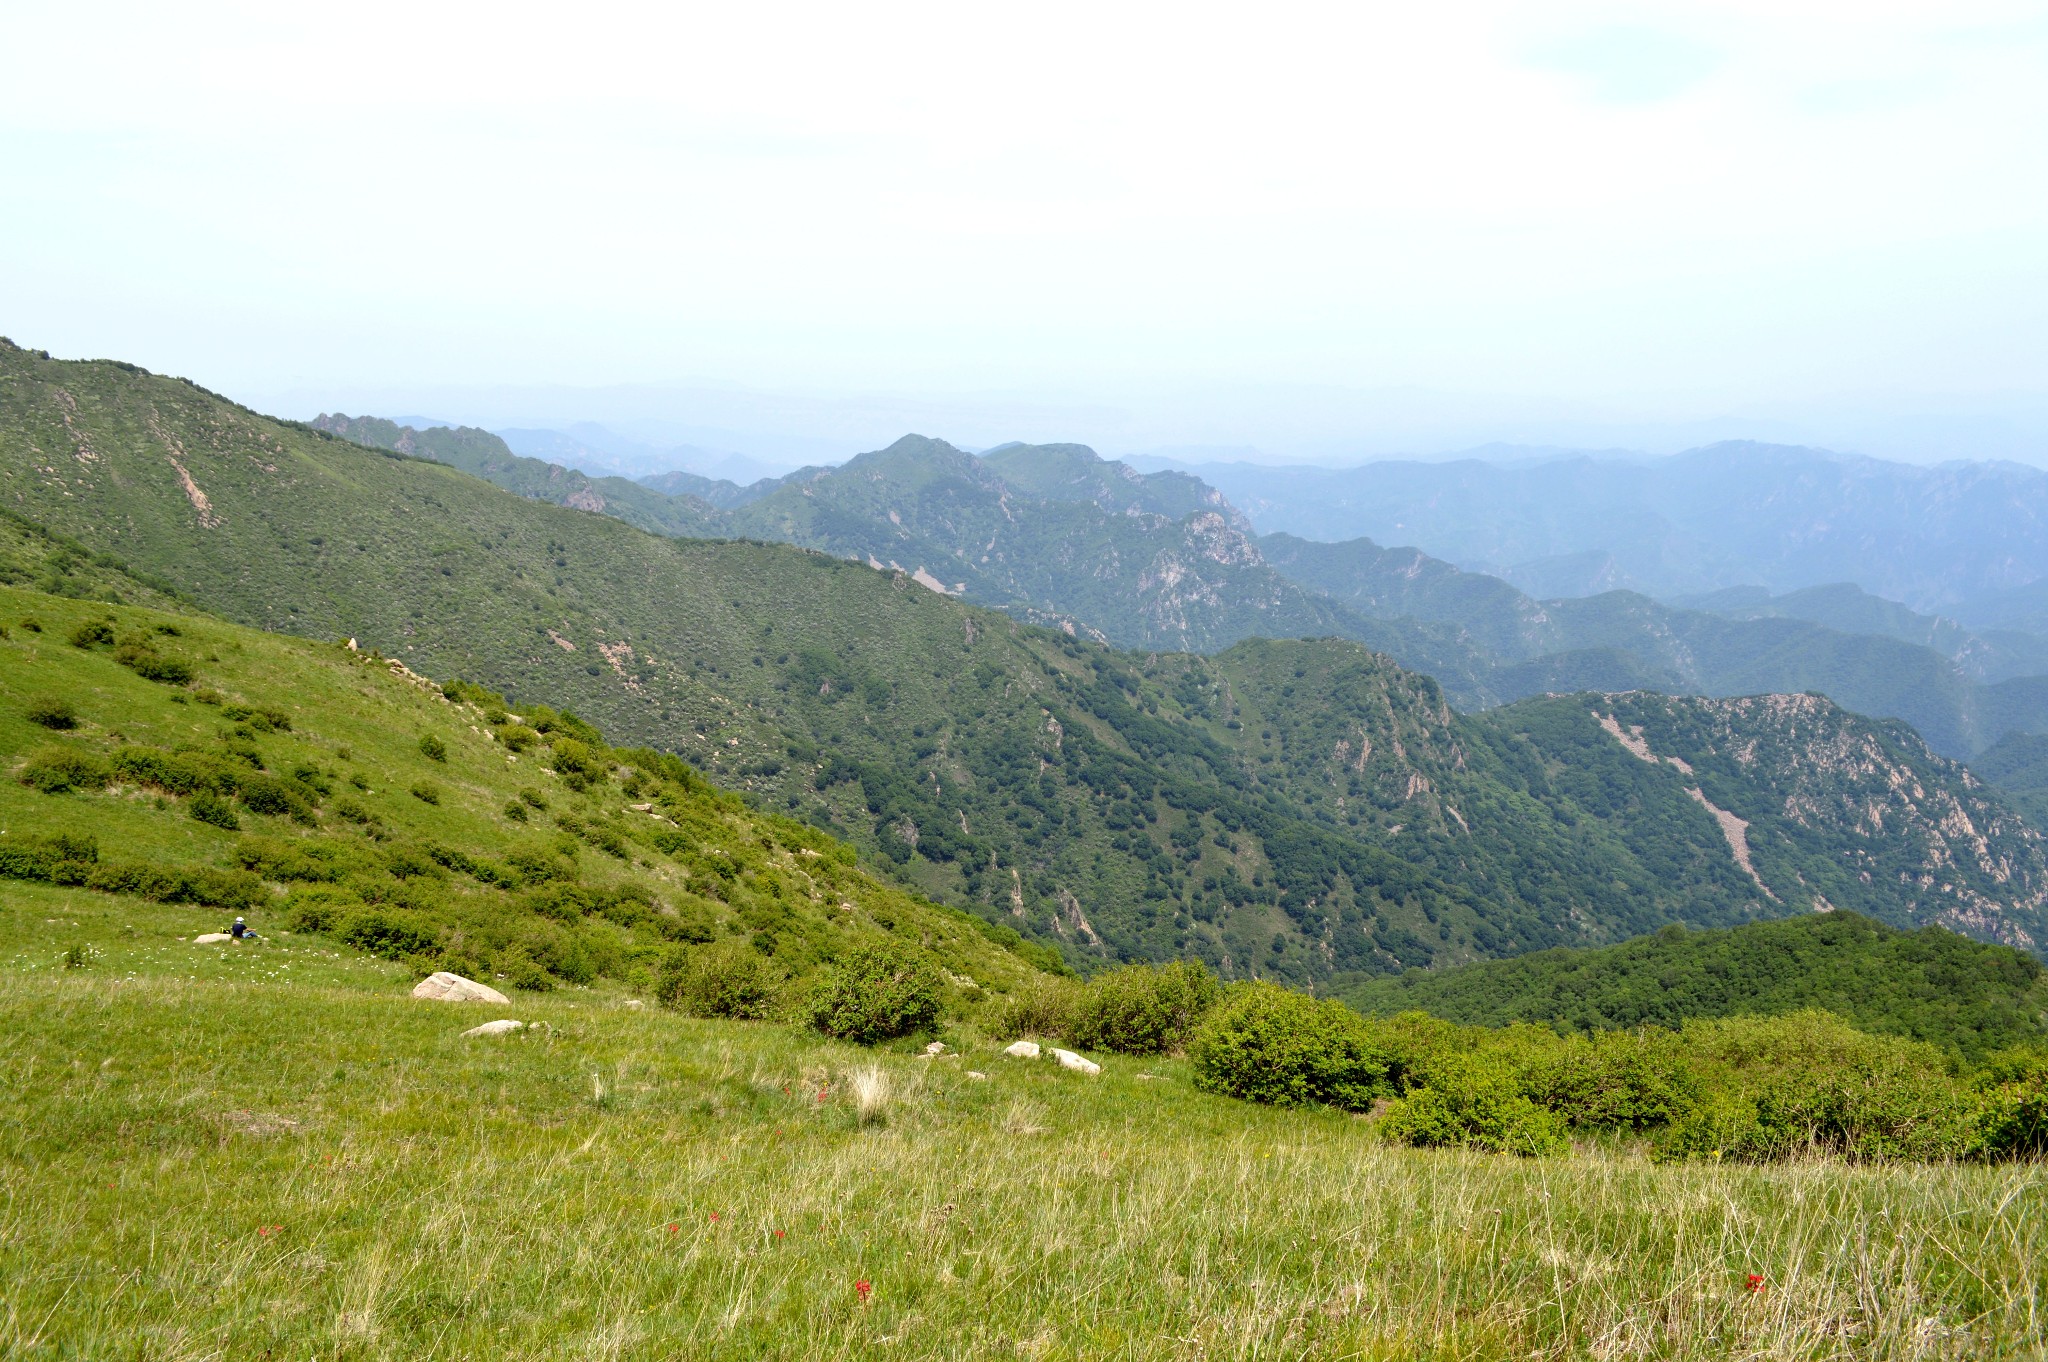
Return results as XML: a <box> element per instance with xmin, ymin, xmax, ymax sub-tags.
<box><xmin>0</xmin><ymin>580</ymin><xmax>1051</xmax><ymax>1002</ymax></box>
<box><xmin>1344</xmin><ymin>912</ymin><xmax>2048</xmax><ymax>1061</ymax></box>
<box><xmin>6</xmin><ymin>341</ymin><xmax>2044</xmax><ymax>978</ymax></box>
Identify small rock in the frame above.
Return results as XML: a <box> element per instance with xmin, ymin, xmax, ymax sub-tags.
<box><xmin>1051</xmin><ymin>1048</ymin><xmax>1101</xmax><ymax>1075</ymax></box>
<box><xmin>1002</xmin><ymin>1041</ymin><xmax>1041</xmax><ymax>1060</ymax></box>
<box><xmin>411</xmin><ymin>971</ymin><xmax>511</xmax><ymax>1005</ymax></box>
<box><xmin>965</xmin><ymin>1071</ymin><xmax>989</xmax><ymax>1081</ymax></box>
<box><xmin>461</xmin><ymin>1019</ymin><xmax>524</xmax><ymax>1038</ymax></box>
<box><xmin>624</xmin><ymin>999</ymin><xmax>646</xmax><ymax>1010</ymax></box>
<box><xmin>924</xmin><ymin>1041</ymin><xmax>947</xmax><ymax>1055</ymax></box>
<box><xmin>192</xmin><ymin>932</ymin><xmax>234</xmax><ymax>945</ymax></box>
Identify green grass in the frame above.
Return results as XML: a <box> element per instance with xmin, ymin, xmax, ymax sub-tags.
<box><xmin>3</xmin><ymin>892</ymin><xmax>2045</xmax><ymax>1359</ymax></box>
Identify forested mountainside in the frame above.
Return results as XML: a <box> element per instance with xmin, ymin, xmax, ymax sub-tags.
<box><xmin>4</xmin><ymin>340</ymin><xmax>2043</xmax><ymax>981</ymax></box>
<box><xmin>1261</xmin><ymin>533</ymin><xmax>2048</xmax><ymax>760</ymax></box>
<box><xmin>1344</xmin><ymin>911</ymin><xmax>2048</xmax><ymax>1062</ymax></box>
<box><xmin>1186</xmin><ymin>443</ymin><xmax>2048</xmax><ymax>611</ymax></box>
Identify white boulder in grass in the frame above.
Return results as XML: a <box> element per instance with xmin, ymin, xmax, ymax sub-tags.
<box><xmin>461</xmin><ymin>1019</ymin><xmax>525</xmax><ymax>1038</ymax></box>
<box><xmin>191</xmin><ymin>933</ymin><xmax>234</xmax><ymax>945</ymax></box>
<box><xmin>411</xmin><ymin>972</ymin><xmax>511</xmax><ymax>1005</ymax></box>
<box><xmin>1002</xmin><ymin>1041</ymin><xmax>1042</xmax><ymax>1060</ymax></box>
<box><xmin>1051</xmin><ymin>1048</ymin><xmax>1101</xmax><ymax>1075</ymax></box>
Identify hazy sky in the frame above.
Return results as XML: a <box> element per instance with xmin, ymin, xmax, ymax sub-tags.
<box><xmin>5</xmin><ymin>2</ymin><xmax>2048</xmax><ymax>463</ymax></box>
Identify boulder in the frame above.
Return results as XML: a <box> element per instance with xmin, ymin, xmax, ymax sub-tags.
<box><xmin>191</xmin><ymin>933</ymin><xmax>233</xmax><ymax>945</ymax></box>
<box><xmin>411</xmin><ymin>972</ymin><xmax>511</xmax><ymax>1005</ymax></box>
<box><xmin>965</xmin><ymin>1071</ymin><xmax>989</xmax><ymax>1081</ymax></box>
<box><xmin>1002</xmin><ymin>1041</ymin><xmax>1041</xmax><ymax>1060</ymax></box>
<box><xmin>1051</xmin><ymin>1048</ymin><xmax>1101</xmax><ymax>1075</ymax></box>
<box><xmin>924</xmin><ymin>1041</ymin><xmax>948</xmax><ymax>1055</ymax></box>
<box><xmin>461</xmin><ymin>1019</ymin><xmax>525</xmax><ymax>1038</ymax></box>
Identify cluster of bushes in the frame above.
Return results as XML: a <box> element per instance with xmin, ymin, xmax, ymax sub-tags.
<box><xmin>999</xmin><ymin>959</ymin><xmax>1222</xmax><ymax>1055</ymax></box>
<box><xmin>1180</xmin><ymin>986</ymin><xmax>2048</xmax><ymax>1163</ymax></box>
<box><xmin>657</xmin><ymin>938</ymin><xmax>946</xmax><ymax>1045</ymax></box>
<box><xmin>70</xmin><ymin>617</ymin><xmax>195</xmax><ymax>685</ymax></box>
<box><xmin>0</xmin><ymin>831</ymin><xmax>263</xmax><ymax>909</ymax></box>
<box><xmin>17</xmin><ymin>740</ymin><xmax>329</xmax><ymax>825</ymax></box>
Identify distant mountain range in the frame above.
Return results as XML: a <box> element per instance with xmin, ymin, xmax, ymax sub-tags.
<box><xmin>7</xmin><ymin>340</ymin><xmax>2044</xmax><ymax>976</ymax></box>
<box><xmin>1178</xmin><ymin>443</ymin><xmax>2048</xmax><ymax>614</ymax></box>
<box><xmin>311</xmin><ymin>415</ymin><xmax>2048</xmax><ymax>764</ymax></box>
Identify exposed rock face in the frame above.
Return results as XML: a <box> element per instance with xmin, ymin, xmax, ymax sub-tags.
<box><xmin>411</xmin><ymin>972</ymin><xmax>511</xmax><ymax>1005</ymax></box>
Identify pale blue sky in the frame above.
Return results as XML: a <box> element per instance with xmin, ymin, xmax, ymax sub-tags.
<box><xmin>3</xmin><ymin>2</ymin><xmax>2047</xmax><ymax>464</ymax></box>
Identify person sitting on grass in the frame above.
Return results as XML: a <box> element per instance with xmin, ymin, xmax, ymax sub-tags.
<box><xmin>229</xmin><ymin>917</ymin><xmax>254</xmax><ymax>940</ymax></box>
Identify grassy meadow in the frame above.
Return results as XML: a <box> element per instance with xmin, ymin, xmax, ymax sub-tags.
<box><xmin>2</xmin><ymin>888</ymin><xmax>2044</xmax><ymax>1360</ymax></box>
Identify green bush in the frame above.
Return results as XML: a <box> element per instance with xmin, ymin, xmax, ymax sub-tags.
<box><xmin>659</xmin><ymin>939</ymin><xmax>782</xmax><ymax>1019</ymax></box>
<box><xmin>805</xmin><ymin>944</ymin><xmax>943</xmax><ymax>1043</ymax></box>
<box><xmin>0</xmin><ymin>832</ymin><xmax>99</xmax><ymax>881</ymax></box>
<box><xmin>1381</xmin><ymin>1053</ymin><xmax>1572</xmax><ymax>1157</ymax></box>
<box><xmin>418</xmin><ymin>734</ymin><xmax>448</xmax><ymax>762</ymax></box>
<box><xmin>190</xmin><ymin>790</ymin><xmax>240</xmax><ymax>830</ymax></box>
<box><xmin>500</xmin><ymin>950</ymin><xmax>555</xmax><ymax>992</ymax></box>
<box><xmin>337</xmin><ymin>909</ymin><xmax>439</xmax><ymax>960</ymax></box>
<box><xmin>1188</xmin><ymin>982</ymin><xmax>1393</xmax><ymax>1110</ymax></box>
<box><xmin>1653</xmin><ymin>1012</ymin><xmax>1970</xmax><ymax>1162</ymax></box>
<box><xmin>1520</xmin><ymin>1027</ymin><xmax>1699</xmax><ymax>1132</ymax></box>
<box><xmin>410</xmin><ymin>782</ymin><xmax>441</xmax><ymax>806</ymax></box>
<box><xmin>122</xmin><ymin>649</ymin><xmax>193</xmax><ymax>685</ymax></box>
<box><xmin>1971</xmin><ymin>1048</ymin><xmax>2048</xmax><ymax>1158</ymax></box>
<box><xmin>284</xmin><ymin>885</ymin><xmax>361</xmax><ymax>933</ymax></box>
<box><xmin>69</xmin><ymin>619</ymin><xmax>113</xmax><ymax>647</ymax></box>
<box><xmin>81</xmin><ymin>860</ymin><xmax>264</xmax><ymax>909</ymax></box>
<box><xmin>1069</xmin><ymin>960</ymin><xmax>1221</xmax><ymax>1055</ymax></box>
<box><xmin>239</xmin><ymin>776</ymin><xmax>314</xmax><ymax>822</ymax></box>
<box><xmin>25</xmin><ymin>697</ymin><xmax>76</xmax><ymax>729</ymax></box>
<box><xmin>19</xmin><ymin>745</ymin><xmax>109</xmax><ymax>793</ymax></box>
<box><xmin>996</xmin><ymin>975</ymin><xmax>1083</xmax><ymax>1040</ymax></box>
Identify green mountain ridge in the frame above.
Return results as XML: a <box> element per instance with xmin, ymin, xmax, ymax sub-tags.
<box><xmin>1344</xmin><ymin>910</ymin><xmax>2048</xmax><ymax>1062</ymax></box>
<box><xmin>4</xmin><ymin>339</ymin><xmax>2043</xmax><ymax>981</ymax></box>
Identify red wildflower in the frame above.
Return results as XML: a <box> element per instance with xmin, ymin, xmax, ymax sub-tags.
<box><xmin>667</xmin><ymin>1223</ymin><xmax>680</xmax><ymax>1235</ymax></box>
<box><xmin>775</xmin><ymin>1229</ymin><xmax>786</xmax><ymax>1239</ymax></box>
<box><xmin>855</xmin><ymin>1279</ymin><xmax>873</xmax><ymax>1304</ymax></box>
<box><xmin>1746</xmin><ymin>1274</ymin><xmax>1765</xmax><ymax>1293</ymax></box>
<box><xmin>710</xmin><ymin>1212</ymin><xmax>721</xmax><ymax>1223</ymax></box>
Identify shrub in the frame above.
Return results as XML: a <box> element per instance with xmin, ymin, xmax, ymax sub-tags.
<box><xmin>123</xmin><ymin>651</ymin><xmax>194</xmax><ymax>685</ymax></box>
<box><xmin>806</xmin><ymin>944</ymin><xmax>943</xmax><ymax>1043</ymax></box>
<box><xmin>1381</xmin><ymin>1053</ymin><xmax>1572</xmax><ymax>1157</ymax></box>
<box><xmin>504</xmin><ymin>800</ymin><xmax>529</xmax><ymax>822</ymax></box>
<box><xmin>25</xmin><ymin>697</ymin><xmax>76</xmax><ymax>730</ymax></box>
<box><xmin>69</xmin><ymin>619</ymin><xmax>113</xmax><ymax>647</ymax></box>
<box><xmin>19</xmin><ymin>616</ymin><xmax>41</xmax><ymax>632</ymax></box>
<box><xmin>82</xmin><ymin>860</ymin><xmax>264</xmax><ymax>909</ymax></box>
<box><xmin>338</xmin><ymin>909</ymin><xmax>439</xmax><ymax>959</ymax></box>
<box><xmin>659</xmin><ymin>939</ymin><xmax>782</xmax><ymax>1019</ymax></box>
<box><xmin>111</xmin><ymin>747</ymin><xmax>222</xmax><ymax>796</ymax></box>
<box><xmin>1654</xmin><ymin>1011</ymin><xmax>1970</xmax><ymax>1162</ymax></box>
<box><xmin>1188</xmin><ymin>982</ymin><xmax>1393</xmax><ymax>1110</ymax></box>
<box><xmin>500</xmin><ymin>949</ymin><xmax>556</xmax><ymax>992</ymax></box>
<box><xmin>1520</xmin><ymin>1027</ymin><xmax>1699</xmax><ymax>1132</ymax></box>
<box><xmin>19</xmin><ymin>746</ymin><xmax>109</xmax><ymax>793</ymax></box>
<box><xmin>239</xmin><ymin>776</ymin><xmax>314</xmax><ymax>822</ymax></box>
<box><xmin>284</xmin><ymin>885</ymin><xmax>361</xmax><ymax>933</ymax></box>
<box><xmin>0</xmin><ymin>832</ymin><xmax>99</xmax><ymax>881</ymax></box>
<box><xmin>418</xmin><ymin>734</ymin><xmax>447</xmax><ymax>763</ymax></box>
<box><xmin>1972</xmin><ymin>1048</ymin><xmax>2048</xmax><ymax>1158</ymax></box>
<box><xmin>1069</xmin><ymin>960</ymin><xmax>1220</xmax><ymax>1055</ymax></box>
<box><xmin>996</xmin><ymin>975</ymin><xmax>1083</xmax><ymax>1040</ymax></box>
<box><xmin>190</xmin><ymin>790</ymin><xmax>240</xmax><ymax>830</ymax></box>
<box><xmin>410</xmin><ymin>782</ymin><xmax>441</xmax><ymax>806</ymax></box>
